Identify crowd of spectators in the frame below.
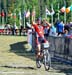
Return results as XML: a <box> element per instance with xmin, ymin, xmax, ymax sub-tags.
<box><xmin>42</xmin><ymin>20</ymin><xmax>72</xmax><ymax>38</ymax></box>
<box><xmin>0</xmin><ymin>23</ymin><xmax>26</xmax><ymax>36</ymax></box>
<box><xmin>0</xmin><ymin>20</ymin><xmax>72</xmax><ymax>38</ymax></box>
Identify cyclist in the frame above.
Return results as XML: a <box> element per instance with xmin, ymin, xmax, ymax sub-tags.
<box><xmin>32</xmin><ymin>18</ymin><xmax>50</xmax><ymax>68</ymax></box>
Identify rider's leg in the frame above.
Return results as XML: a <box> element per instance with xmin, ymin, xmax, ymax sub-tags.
<box><xmin>40</xmin><ymin>38</ymin><xmax>49</xmax><ymax>58</ymax></box>
<box><xmin>35</xmin><ymin>37</ymin><xmax>49</xmax><ymax>59</ymax></box>
<box><xmin>35</xmin><ymin>38</ymin><xmax>41</xmax><ymax>58</ymax></box>
<box><xmin>36</xmin><ymin>44</ymin><xmax>42</xmax><ymax>68</ymax></box>
<box><xmin>36</xmin><ymin>44</ymin><xmax>41</xmax><ymax>58</ymax></box>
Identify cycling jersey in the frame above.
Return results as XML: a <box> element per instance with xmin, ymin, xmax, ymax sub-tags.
<box><xmin>32</xmin><ymin>23</ymin><xmax>47</xmax><ymax>45</ymax></box>
<box><xmin>32</xmin><ymin>24</ymin><xmax>44</xmax><ymax>37</ymax></box>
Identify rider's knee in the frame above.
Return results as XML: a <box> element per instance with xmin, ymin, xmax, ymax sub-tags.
<box><xmin>37</xmin><ymin>44</ymin><xmax>41</xmax><ymax>51</ymax></box>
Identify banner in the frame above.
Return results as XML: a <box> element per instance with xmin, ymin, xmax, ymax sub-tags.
<box><xmin>66</xmin><ymin>7</ymin><xmax>70</xmax><ymax>13</ymax></box>
<box><xmin>70</xmin><ymin>5</ymin><xmax>72</xmax><ymax>11</ymax></box>
<box><xmin>26</xmin><ymin>10</ymin><xmax>30</xmax><ymax>18</ymax></box>
<box><xmin>60</xmin><ymin>6</ymin><xmax>66</xmax><ymax>13</ymax></box>
<box><xmin>50</xmin><ymin>5</ymin><xmax>55</xmax><ymax>16</ymax></box>
<box><xmin>45</xmin><ymin>8</ymin><xmax>50</xmax><ymax>15</ymax></box>
<box><xmin>32</xmin><ymin>8</ymin><xmax>35</xmax><ymax>17</ymax></box>
<box><xmin>13</xmin><ymin>12</ymin><xmax>16</xmax><ymax>19</ymax></box>
<box><xmin>0</xmin><ymin>13</ymin><xmax>1</xmax><ymax>17</ymax></box>
<box><xmin>1</xmin><ymin>10</ymin><xmax>5</xmax><ymax>25</ymax></box>
<box><xmin>1</xmin><ymin>11</ymin><xmax>5</xmax><ymax>17</ymax></box>
<box><xmin>45</xmin><ymin>7</ymin><xmax>55</xmax><ymax>16</ymax></box>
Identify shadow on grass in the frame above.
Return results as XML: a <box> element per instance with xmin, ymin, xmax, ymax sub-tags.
<box><xmin>10</xmin><ymin>41</ymin><xmax>35</xmax><ymax>61</ymax></box>
<box><xmin>59</xmin><ymin>68</ymin><xmax>72</xmax><ymax>75</ymax></box>
<box><xmin>9</xmin><ymin>41</ymin><xmax>72</xmax><ymax>74</ymax></box>
<box><xmin>9</xmin><ymin>41</ymin><xmax>36</xmax><ymax>69</ymax></box>
<box><xmin>0</xmin><ymin>65</ymin><xmax>36</xmax><ymax>70</ymax></box>
<box><xmin>51</xmin><ymin>60</ymin><xmax>72</xmax><ymax>75</ymax></box>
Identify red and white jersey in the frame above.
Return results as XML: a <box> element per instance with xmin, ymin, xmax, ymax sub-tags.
<box><xmin>36</xmin><ymin>25</ymin><xmax>44</xmax><ymax>38</ymax></box>
<box><xmin>32</xmin><ymin>23</ymin><xmax>44</xmax><ymax>38</ymax></box>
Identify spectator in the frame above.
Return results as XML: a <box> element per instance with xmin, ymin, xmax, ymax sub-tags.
<box><xmin>26</xmin><ymin>22</ymin><xmax>32</xmax><ymax>46</ymax></box>
<box><xmin>64</xmin><ymin>23</ymin><xmax>70</xmax><ymax>32</ymax></box>
<box><xmin>19</xmin><ymin>25</ymin><xmax>24</xmax><ymax>36</ymax></box>
<box><xmin>11</xmin><ymin>25</ymin><xmax>14</xmax><ymax>35</ymax></box>
<box><xmin>64</xmin><ymin>23</ymin><xmax>72</xmax><ymax>35</ymax></box>
<box><xmin>7</xmin><ymin>24</ymin><xmax>11</xmax><ymax>35</ymax></box>
<box><xmin>63</xmin><ymin>29</ymin><xmax>72</xmax><ymax>38</ymax></box>
<box><xmin>49</xmin><ymin>25</ymin><xmax>57</xmax><ymax>36</ymax></box>
<box><xmin>63</xmin><ymin>29</ymin><xmax>69</xmax><ymax>37</ymax></box>
<box><xmin>42</xmin><ymin>19</ymin><xmax>51</xmax><ymax>37</ymax></box>
<box><xmin>56</xmin><ymin>21</ymin><xmax>64</xmax><ymax>36</ymax></box>
<box><xmin>4</xmin><ymin>24</ymin><xmax>11</xmax><ymax>35</ymax></box>
<box><xmin>13</xmin><ymin>24</ymin><xmax>18</xmax><ymax>35</ymax></box>
<box><xmin>4</xmin><ymin>24</ymin><xmax>8</xmax><ymax>34</ymax></box>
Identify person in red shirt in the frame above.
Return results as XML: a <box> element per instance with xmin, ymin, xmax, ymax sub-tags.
<box><xmin>32</xmin><ymin>18</ymin><xmax>50</xmax><ymax>64</ymax></box>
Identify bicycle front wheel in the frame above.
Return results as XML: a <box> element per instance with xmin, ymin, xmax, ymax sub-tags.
<box><xmin>43</xmin><ymin>50</ymin><xmax>51</xmax><ymax>71</ymax></box>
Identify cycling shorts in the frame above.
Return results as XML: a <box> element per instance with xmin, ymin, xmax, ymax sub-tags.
<box><xmin>36</xmin><ymin>37</ymin><xmax>47</xmax><ymax>45</ymax></box>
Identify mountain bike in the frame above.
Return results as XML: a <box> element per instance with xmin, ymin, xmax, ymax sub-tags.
<box><xmin>36</xmin><ymin>42</ymin><xmax>51</xmax><ymax>71</ymax></box>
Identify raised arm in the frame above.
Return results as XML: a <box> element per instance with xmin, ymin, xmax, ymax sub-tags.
<box><xmin>45</xmin><ymin>21</ymin><xmax>51</xmax><ymax>27</ymax></box>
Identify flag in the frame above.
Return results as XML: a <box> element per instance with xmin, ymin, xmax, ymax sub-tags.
<box><xmin>66</xmin><ymin>7</ymin><xmax>70</xmax><ymax>13</ymax></box>
<box><xmin>26</xmin><ymin>10</ymin><xmax>30</xmax><ymax>18</ymax></box>
<box><xmin>50</xmin><ymin>7</ymin><xmax>55</xmax><ymax>16</ymax></box>
<box><xmin>60</xmin><ymin>6</ymin><xmax>66</xmax><ymax>13</ymax></box>
<box><xmin>13</xmin><ymin>12</ymin><xmax>16</xmax><ymax>19</ymax></box>
<box><xmin>32</xmin><ymin>8</ymin><xmax>35</xmax><ymax>17</ymax></box>
<box><xmin>0</xmin><ymin>13</ymin><xmax>1</xmax><ymax>17</ymax></box>
<box><xmin>70</xmin><ymin>5</ymin><xmax>72</xmax><ymax>11</ymax></box>
<box><xmin>1</xmin><ymin>10</ymin><xmax>5</xmax><ymax>17</ymax></box>
<box><xmin>1</xmin><ymin>10</ymin><xmax>5</xmax><ymax>25</ymax></box>
<box><xmin>45</xmin><ymin>7</ymin><xmax>54</xmax><ymax>16</ymax></box>
<box><xmin>24</xmin><ymin>11</ymin><xmax>26</xmax><ymax>16</ymax></box>
<box><xmin>45</xmin><ymin>8</ymin><xmax>50</xmax><ymax>15</ymax></box>
<box><xmin>65</xmin><ymin>5</ymin><xmax>72</xmax><ymax>13</ymax></box>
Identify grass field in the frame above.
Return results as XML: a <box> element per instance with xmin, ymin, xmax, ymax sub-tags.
<box><xmin>0</xmin><ymin>35</ymin><xmax>72</xmax><ymax>75</ymax></box>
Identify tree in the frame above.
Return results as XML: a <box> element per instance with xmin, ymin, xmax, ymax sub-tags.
<box><xmin>1</xmin><ymin>0</ymin><xmax>72</xmax><ymax>25</ymax></box>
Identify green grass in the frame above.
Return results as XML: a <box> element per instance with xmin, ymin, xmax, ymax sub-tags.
<box><xmin>0</xmin><ymin>36</ymin><xmax>36</xmax><ymax>73</ymax></box>
<box><xmin>0</xmin><ymin>35</ymin><xmax>71</xmax><ymax>75</ymax></box>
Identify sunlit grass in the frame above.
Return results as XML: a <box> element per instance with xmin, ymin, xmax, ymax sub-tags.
<box><xmin>0</xmin><ymin>35</ymin><xmax>36</xmax><ymax>71</ymax></box>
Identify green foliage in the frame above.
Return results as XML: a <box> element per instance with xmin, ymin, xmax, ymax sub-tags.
<box><xmin>1</xmin><ymin>0</ymin><xmax>72</xmax><ymax>25</ymax></box>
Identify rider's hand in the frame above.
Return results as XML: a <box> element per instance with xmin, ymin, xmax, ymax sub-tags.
<box><xmin>32</xmin><ymin>21</ymin><xmax>36</xmax><ymax>25</ymax></box>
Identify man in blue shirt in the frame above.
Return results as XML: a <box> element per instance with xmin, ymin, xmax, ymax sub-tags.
<box><xmin>56</xmin><ymin>21</ymin><xmax>64</xmax><ymax>36</ymax></box>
